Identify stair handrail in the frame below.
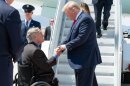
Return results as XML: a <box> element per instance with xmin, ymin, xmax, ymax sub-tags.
<box><xmin>114</xmin><ymin>0</ymin><xmax>122</xmax><ymax>86</ymax></box>
<box><xmin>48</xmin><ymin>0</ymin><xmax>67</xmax><ymax>57</ymax></box>
<box><xmin>48</xmin><ymin>0</ymin><xmax>67</xmax><ymax>77</ymax></box>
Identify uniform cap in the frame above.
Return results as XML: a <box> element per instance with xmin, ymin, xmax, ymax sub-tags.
<box><xmin>22</xmin><ymin>4</ymin><xmax>35</xmax><ymax>12</ymax></box>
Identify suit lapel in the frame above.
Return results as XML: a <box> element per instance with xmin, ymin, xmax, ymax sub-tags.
<box><xmin>69</xmin><ymin>12</ymin><xmax>83</xmax><ymax>35</ymax></box>
<box><xmin>29</xmin><ymin>20</ymin><xmax>33</xmax><ymax>28</ymax></box>
<box><xmin>66</xmin><ymin>12</ymin><xmax>84</xmax><ymax>41</ymax></box>
<box><xmin>22</xmin><ymin>20</ymin><xmax>27</xmax><ymax>31</ymax></box>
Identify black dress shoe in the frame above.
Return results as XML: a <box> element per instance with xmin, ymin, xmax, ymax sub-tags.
<box><xmin>103</xmin><ymin>24</ymin><xmax>108</xmax><ymax>30</ymax></box>
<box><xmin>103</xmin><ymin>26</ymin><xmax>107</xmax><ymax>30</ymax></box>
<box><xmin>97</xmin><ymin>34</ymin><xmax>102</xmax><ymax>38</ymax></box>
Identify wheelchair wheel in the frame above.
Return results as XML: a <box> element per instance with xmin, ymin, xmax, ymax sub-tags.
<box><xmin>31</xmin><ymin>81</ymin><xmax>51</xmax><ymax>86</ymax></box>
<box><xmin>13</xmin><ymin>73</ymin><xmax>18</xmax><ymax>86</ymax></box>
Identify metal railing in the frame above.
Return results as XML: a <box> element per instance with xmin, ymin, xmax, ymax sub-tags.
<box><xmin>48</xmin><ymin>0</ymin><xmax>67</xmax><ymax>57</ymax></box>
<box><xmin>114</xmin><ymin>0</ymin><xmax>122</xmax><ymax>86</ymax></box>
<box><xmin>48</xmin><ymin>0</ymin><xmax>68</xmax><ymax>77</ymax></box>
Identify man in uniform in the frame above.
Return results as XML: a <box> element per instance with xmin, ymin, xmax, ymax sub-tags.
<box><xmin>21</xmin><ymin>4</ymin><xmax>41</xmax><ymax>46</ymax></box>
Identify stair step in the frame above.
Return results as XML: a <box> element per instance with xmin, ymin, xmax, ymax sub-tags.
<box><xmin>99</xmin><ymin>46</ymin><xmax>114</xmax><ymax>54</ymax></box>
<box><xmin>57</xmin><ymin>74</ymin><xmax>75</xmax><ymax>85</ymax></box>
<box><xmin>97</xmin><ymin>38</ymin><xmax>114</xmax><ymax>46</ymax></box>
<box><xmin>59</xmin><ymin>55</ymin><xmax>114</xmax><ymax>64</ymax></box>
<box><xmin>57</xmin><ymin>63</ymin><xmax>114</xmax><ymax>75</ymax></box>
<box><xmin>57</xmin><ymin>74</ymin><xmax>114</xmax><ymax>85</ymax></box>
<box><xmin>96</xmin><ymin>65</ymin><xmax>114</xmax><ymax>74</ymax></box>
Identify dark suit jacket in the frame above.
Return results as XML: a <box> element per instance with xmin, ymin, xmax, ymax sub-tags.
<box><xmin>22</xmin><ymin>42</ymin><xmax>56</xmax><ymax>83</ymax></box>
<box><xmin>21</xmin><ymin>19</ymin><xmax>41</xmax><ymax>45</ymax></box>
<box><xmin>44</xmin><ymin>26</ymin><xmax>51</xmax><ymax>40</ymax></box>
<box><xmin>0</xmin><ymin>0</ymin><xmax>22</xmax><ymax>62</ymax></box>
<box><xmin>92</xmin><ymin>0</ymin><xmax>113</xmax><ymax>5</ymax></box>
<box><xmin>92</xmin><ymin>0</ymin><xmax>98</xmax><ymax>4</ymax></box>
<box><xmin>62</xmin><ymin>12</ymin><xmax>102</xmax><ymax>69</ymax></box>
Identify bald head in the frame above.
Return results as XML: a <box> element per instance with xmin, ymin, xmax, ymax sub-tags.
<box><xmin>62</xmin><ymin>1</ymin><xmax>80</xmax><ymax>20</ymax></box>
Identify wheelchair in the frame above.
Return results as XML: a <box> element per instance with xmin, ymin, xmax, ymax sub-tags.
<box><xmin>13</xmin><ymin>63</ymin><xmax>58</xmax><ymax>86</ymax></box>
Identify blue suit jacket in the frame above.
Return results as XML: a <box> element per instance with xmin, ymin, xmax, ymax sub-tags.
<box><xmin>21</xmin><ymin>19</ymin><xmax>41</xmax><ymax>45</ymax></box>
<box><xmin>62</xmin><ymin>12</ymin><xmax>102</xmax><ymax>69</ymax></box>
<box><xmin>92</xmin><ymin>0</ymin><xmax>113</xmax><ymax>5</ymax></box>
<box><xmin>92</xmin><ymin>0</ymin><xmax>98</xmax><ymax>4</ymax></box>
<box><xmin>0</xmin><ymin>0</ymin><xmax>23</xmax><ymax>62</ymax></box>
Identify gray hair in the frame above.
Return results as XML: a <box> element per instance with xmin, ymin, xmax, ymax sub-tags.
<box><xmin>62</xmin><ymin>1</ymin><xmax>80</xmax><ymax>12</ymax></box>
<box><xmin>26</xmin><ymin>27</ymin><xmax>42</xmax><ymax>43</ymax></box>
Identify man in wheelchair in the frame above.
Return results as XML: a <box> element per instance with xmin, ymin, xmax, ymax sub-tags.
<box><xmin>17</xmin><ymin>27</ymin><xmax>60</xmax><ymax>86</ymax></box>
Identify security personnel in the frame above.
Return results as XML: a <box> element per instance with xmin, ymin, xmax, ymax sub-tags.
<box><xmin>21</xmin><ymin>4</ymin><xmax>41</xmax><ymax>46</ymax></box>
<box><xmin>0</xmin><ymin>0</ymin><xmax>23</xmax><ymax>85</ymax></box>
<box><xmin>92</xmin><ymin>0</ymin><xmax>113</xmax><ymax>38</ymax></box>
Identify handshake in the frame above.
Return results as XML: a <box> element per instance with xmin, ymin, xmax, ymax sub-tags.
<box><xmin>54</xmin><ymin>45</ymin><xmax>66</xmax><ymax>57</ymax></box>
<box><xmin>47</xmin><ymin>45</ymin><xmax>66</xmax><ymax>66</ymax></box>
<box><xmin>47</xmin><ymin>45</ymin><xmax>66</xmax><ymax>67</ymax></box>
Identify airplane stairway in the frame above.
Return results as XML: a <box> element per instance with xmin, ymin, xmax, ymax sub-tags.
<box><xmin>49</xmin><ymin>0</ymin><xmax>121</xmax><ymax>86</ymax></box>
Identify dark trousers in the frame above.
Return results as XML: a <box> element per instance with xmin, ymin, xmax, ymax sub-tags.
<box><xmin>74</xmin><ymin>67</ymin><xmax>98</xmax><ymax>86</ymax></box>
<box><xmin>0</xmin><ymin>57</ymin><xmax>13</xmax><ymax>86</ymax></box>
<box><xmin>94</xmin><ymin>0</ymin><xmax>112</xmax><ymax>34</ymax></box>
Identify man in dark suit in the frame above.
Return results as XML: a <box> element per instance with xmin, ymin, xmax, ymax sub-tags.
<box><xmin>0</xmin><ymin>0</ymin><xmax>23</xmax><ymax>85</ymax></box>
<box><xmin>20</xmin><ymin>28</ymin><xmax>59</xmax><ymax>86</ymax></box>
<box><xmin>56</xmin><ymin>1</ymin><xmax>102</xmax><ymax>86</ymax></box>
<box><xmin>44</xmin><ymin>26</ymin><xmax>51</xmax><ymax>40</ymax></box>
<box><xmin>44</xmin><ymin>19</ymin><xmax>54</xmax><ymax>40</ymax></box>
<box><xmin>21</xmin><ymin>4</ymin><xmax>41</xmax><ymax>46</ymax></box>
<box><xmin>92</xmin><ymin>0</ymin><xmax>113</xmax><ymax>38</ymax></box>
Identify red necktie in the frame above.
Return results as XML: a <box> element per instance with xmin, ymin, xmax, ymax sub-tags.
<box><xmin>72</xmin><ymin>20</ymin><xmax>76</xmax><ymax>27</ymax></box>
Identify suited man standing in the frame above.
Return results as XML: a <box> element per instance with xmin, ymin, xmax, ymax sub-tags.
<box><xmin>56</xmin><ymin>1</ymin><xmax>102</xmax><ymax>86</ymax></box>
<box><xmin>21</xmin><ymin>4</ymin><xmax>41</xmax><ymax>46</ymax></box>
<box><xmin>0</xmin><ymin>0</ymin><xmax>23</xmax><ymax>85</ymax></box>
<box><xmin>92</xmin><ymin>0</ymin><xmax>113</xmax><ymax>38</ymax></box>
<box><xmin>44</xmin><ymin>26</ymin><xmax>51</xmax><ymax>40</ymax></box>
<box><xmin>44</xmin><ymin>19</ymin><xmax>54</xmax><ymax>40</ymax></box>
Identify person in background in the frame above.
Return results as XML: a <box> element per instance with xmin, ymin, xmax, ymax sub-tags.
<box><xmin>56</xmin><ymin>1</ymin><xmax>102</xmax><ymax>86</ymax></box>
<box><xmin>92</xmin><ymin>0</ymin><xmax>113</xmax><ymax>38</ymax></box>
<box><xmin>80</xmin><ymin>2</ymin><xmax>90</xmax><ymax>15</ymax></box>
<box><xmin>21</xmin><ymin>4</ymin><xmax>41</xmax><ymax>46</ymax></box>
<box><xmin>19</xmin><ymin>4</ymin><xmax>42</xmax><ymax>63</ymax></box>
<box><xmin>0</xmin><ymin>0</ymin><xmax>23</xmax><ymax>85</ymax></box>
<box><xmin>44</xmin><ymin>19</ymin><xmax>54</xmax><ymax>40</ymax></box>
<box><xmin>19</xmin><ymin>27</ymin><xmax>60</xmax><ymax>86</ymax></box>
<box><xmin>44</xmin><ymin>26</ymin><xmax>51</xmax><ymax>40</ymax></box>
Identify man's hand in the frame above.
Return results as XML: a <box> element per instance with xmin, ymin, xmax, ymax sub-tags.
<box><xmin>54</xmin><ymin>47</ymin><xmax>61</xmax><ymax>56</ymax></box>
<box><xmin>59</xmin><ymin>45</ymin><xmax>66</xmax><ymax>51</ymax></box>
<box><xmin>55</xmin><ymin>45</ymin><xmax>66</xmax><ymax>56</ymax></box>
